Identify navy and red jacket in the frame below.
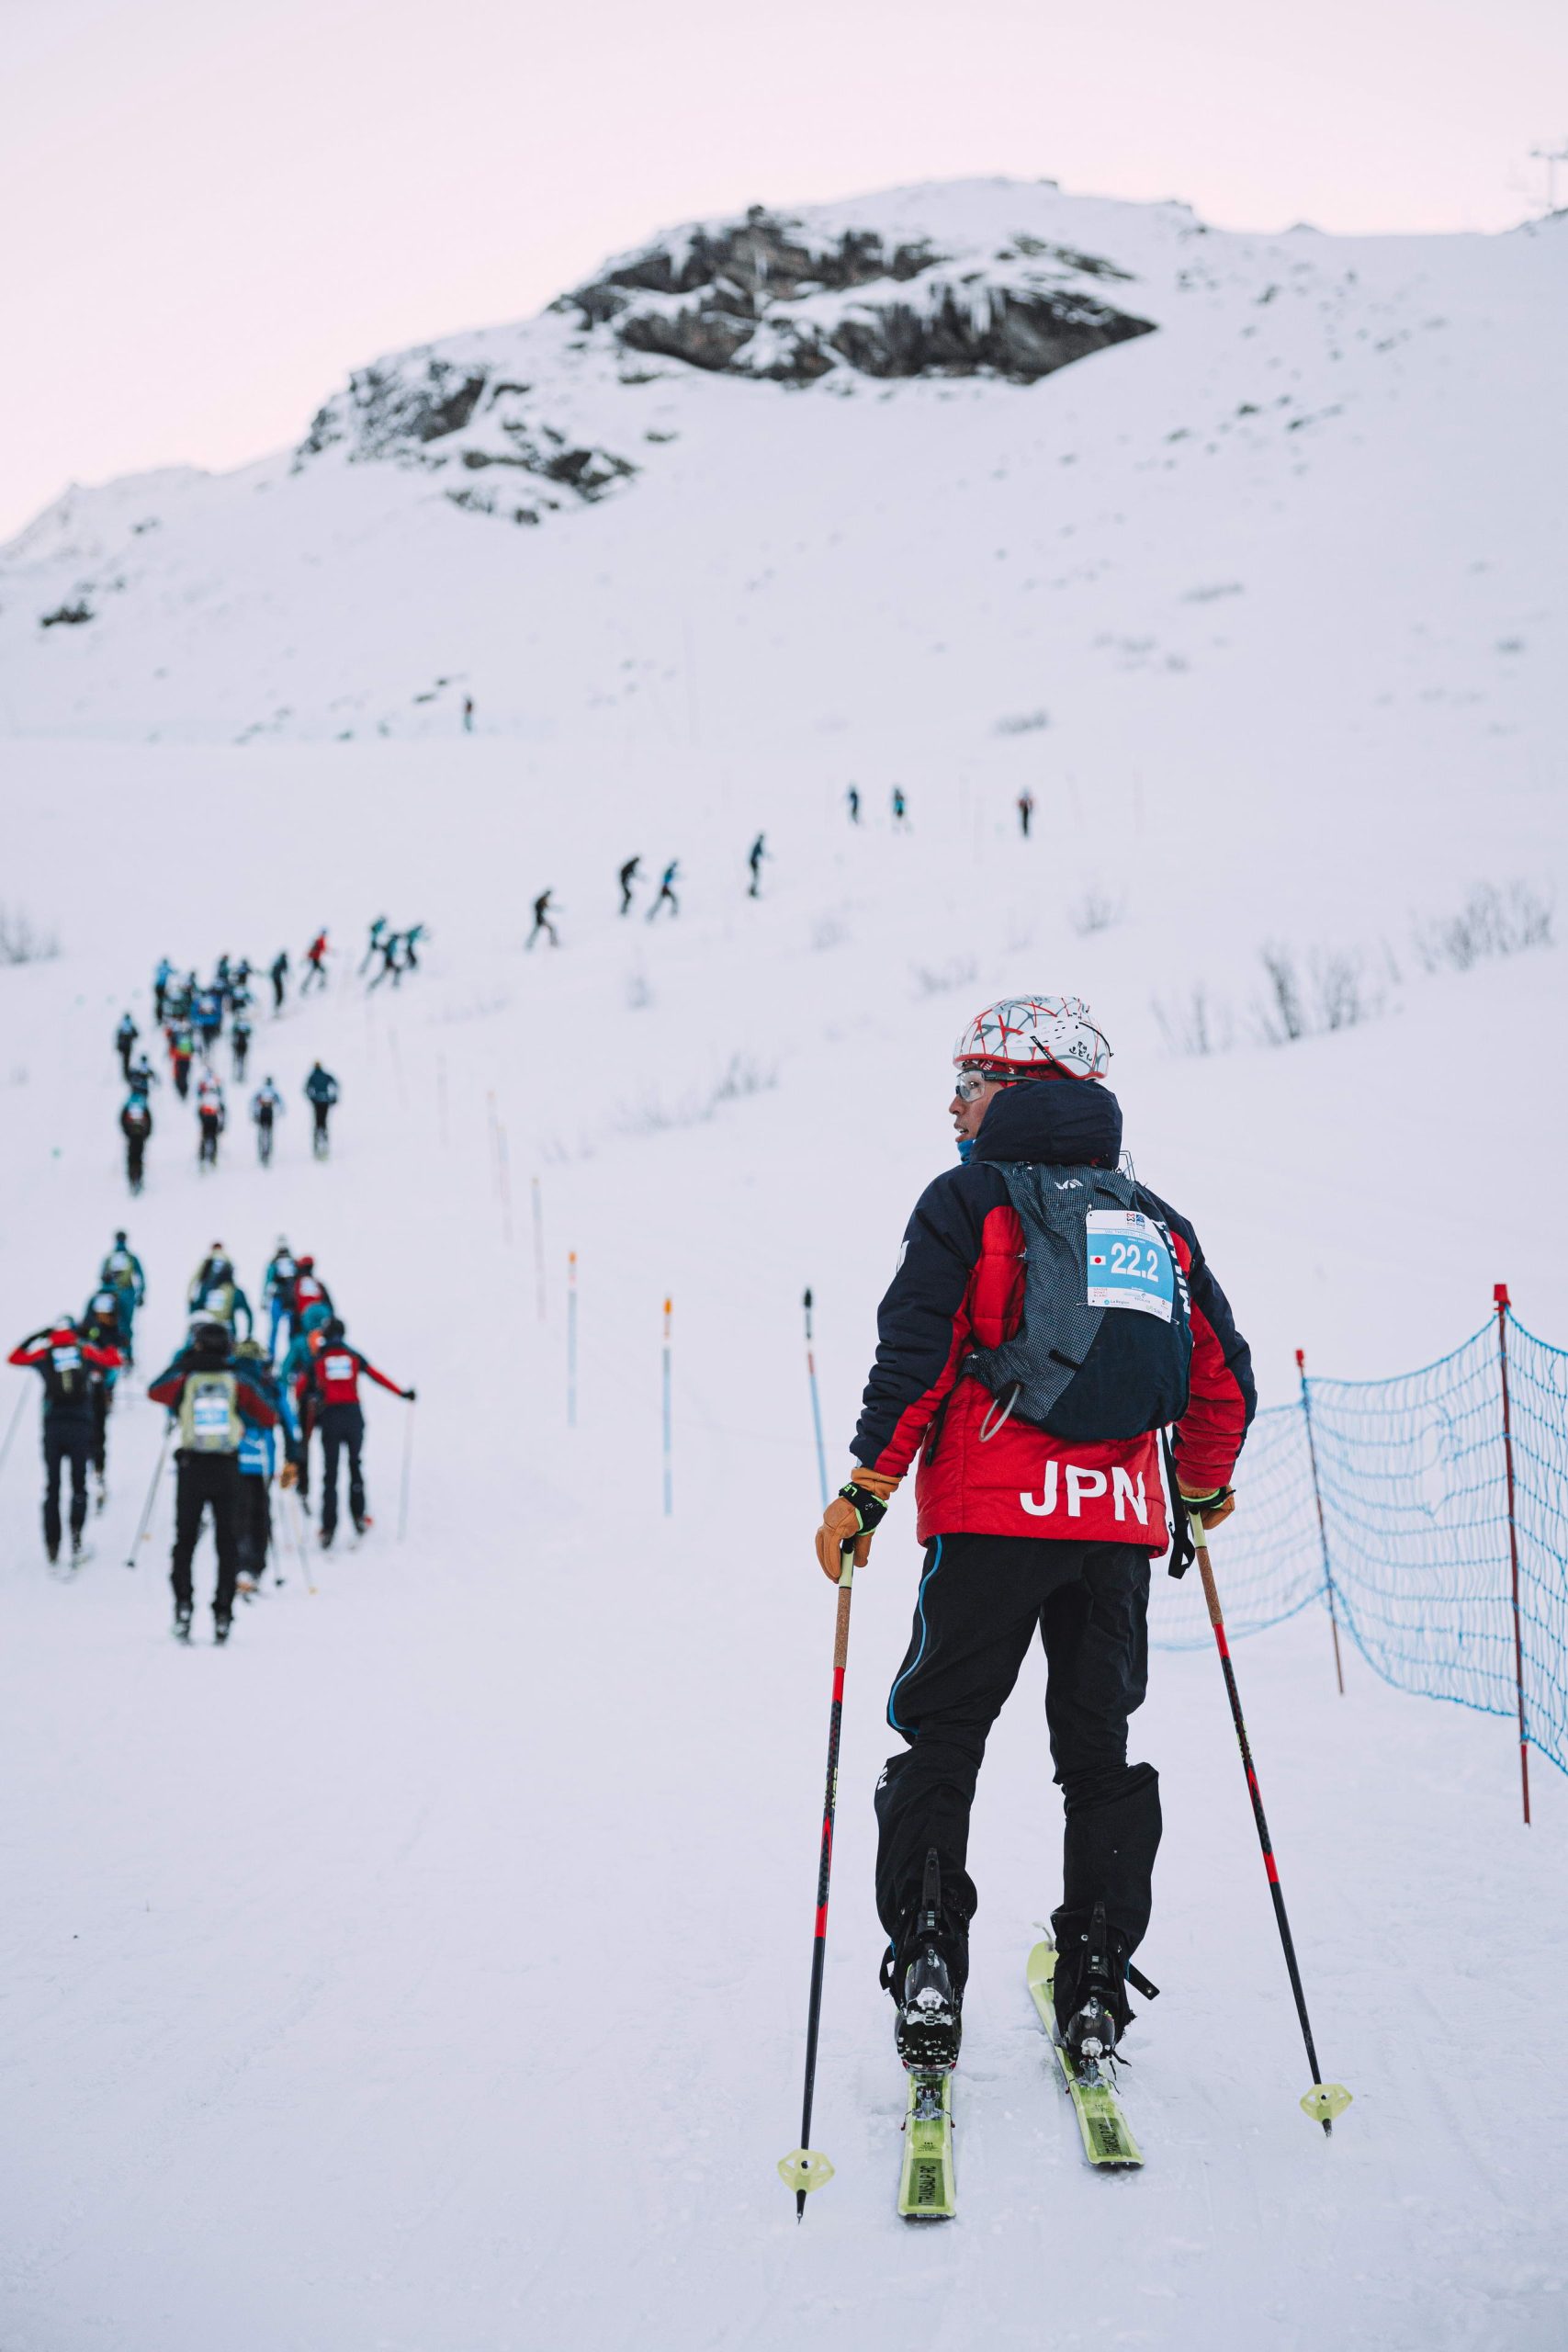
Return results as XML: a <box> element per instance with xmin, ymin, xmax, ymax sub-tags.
<box><xmin>850</xmin><ymin>1081</ymin><xmax>1255</xmax><ymax>1551</ymax></box>
<box><xmin>303</xmin><ymin>1342</ymin><xmax>405</xmax><ymax>1412</ymax></box>
<box><xmin>9</xmin><ymin>1331</ymin><xmax>122</xmax><ymax>1426</ymax></box>
<box><xmin>147</xmin><ymin>1347</ymin><xmax>279</xmax><ymax>1435</ymax></box>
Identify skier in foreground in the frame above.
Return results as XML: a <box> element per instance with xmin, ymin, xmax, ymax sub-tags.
<box><xmin>815</xmin><ymin>996</ymin><xmax>1252</xmax><ymax>2099</ymax></box>
<box><xmin>148</xmin><ymin>1317</ymin><xmax>279</xmax><ymax>1644</ymax></box>
<box><xmin>299</xmin><ymin>1317</ymin><xmax>413</xmax><ymax>1547</ymax></box>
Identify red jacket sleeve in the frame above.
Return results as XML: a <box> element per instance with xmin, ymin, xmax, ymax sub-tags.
<box><xmin>356</xmin><ymin>1351</ymin><xmax>405</xmax><ymax>1397</ymax></box>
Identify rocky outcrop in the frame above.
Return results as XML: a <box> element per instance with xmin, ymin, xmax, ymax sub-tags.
<box><xmin>563</xmin><ymin>204</ymin><xmax>1156</xmax><ymax>387</ymax></box>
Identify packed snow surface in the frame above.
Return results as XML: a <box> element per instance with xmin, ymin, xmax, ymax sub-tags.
<box><xmin>1</xmin><ymin>177</ymin><xmax>1565</xmax><ymax>2349</ymax></box>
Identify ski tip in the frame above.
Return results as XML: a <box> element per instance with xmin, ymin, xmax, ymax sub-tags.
<box><xmin>1302</xmin><ymin>2082</ymin><xmax>1352</xmax><ymax>2129</ymax></box>
<box><xmin>779</xmin><ymin>2147</ymin><xmax>834</xmax><ymax>2199</ymax></box>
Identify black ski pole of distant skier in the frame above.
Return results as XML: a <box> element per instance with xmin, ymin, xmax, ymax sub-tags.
<box><xmin>0</xmin><ymin>1383</ymin><xmax>28</xmax><ymax>1487</ymax></box>
<box><xmin>802</xmin><ymin>1289</ymin><xmax>828</xmax><ymax>1510</ymax></box>
<box><xmin>124</xmin><ymin>1424</ymin><xmax>173</xmax><ymax>1568</ymax></box>
<box><xmin>1187</xmin><ymin>1509</ymin><xmax>1350</xmax><ymax>2134</ymax></box>
<box><xmin>780</xmin><ymin>1555</ymin><xmax>855</xmax><ymax>2217</ymax></box>
<box><xmin>398</xmin><ymin>1399</ymin><xmax>415</xmax><ymax>1543</ymax></box>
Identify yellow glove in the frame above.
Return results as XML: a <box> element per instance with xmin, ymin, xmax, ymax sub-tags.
<box><xmin>816</xmin><ymin>1467</ymin><xmax>901</xmax><ymax>1582</ymax></box>
<box><xmin>279</xmin><ymin>1460</ymin><xmax>299</xmax><ymax>1492</ymax></box>
<box><xmin>1179</xmin><ymin>1483</ymin><xmax>1235</xmax><ymax>1532</ymax></box>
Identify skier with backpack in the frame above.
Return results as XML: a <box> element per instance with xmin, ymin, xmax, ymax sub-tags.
<box><xmin>251</xmin><ymin>1076</ymin><xmax>284</xmax><ymax>1165</ymax></box>
<box><xmin>280</xmin><ymin>1299</ymin><xmax>333</xmax><ymax>1502</ymax></box>
<box><xmin>231</xmin><ymin>1007</ymin><xmax>253</xmax><ymax>1080</ymax></box>
<box><xmin>813</xmin><ymin>996</ymin><xmax>1253</xmax><ymax>2123</ymax></box>
<box><xmin>120</xmin><ymin>1090</ymin><xmax>152</xmax><ymax>1195</ymax></box>
<box><xmin>299</xmin><ymin>1317</ymin><xmax>414</xmax><ymax>1548</ymax></box>
<box><xmin>79</xmin><ymin>1287</ymin><xmax>127</xmax><ymax>1510</ymax></box>
<box><xmin>268</xmin><ymin>949</ymin><xmax>289</xmax><ymax>1012</ymax></box>
<box><xmin>647</xmin><ymin>860</ymin><xmax>680</xmax><ymax>921</ymax></box>
<box><xmin>115</xmin><ymin>1012</ymin><xmax>140</xmax><ymax>1080</ymax></box>
<box><xmin>303</xmin><ymin>1062</ymin><xmax>339</xmax><ymax>1158</ymax></box>
<box><xmin>168</xmin><ymin>1023</ymin><xmax>195</xmax><ymax>1099</ymax></box>
<box><xmin>262</xmin><ymin>1238</ymin><xmax>298</xmax><ymax>1356</ymax></box>
<box><xmin>288</xmin><ymin>1253</ymin><xmax>333</xmax><ymax>1331</ymax></box>
<box><xmin>301</xmin><ymin>931</ymin><xmax>330</xmax><ymax>994</ymax></box>
<box><xmin>231</xmin><ymin>1339</ymin><xmax>295</xmax><ymax>1596</ymax></box>
<box><xmin>98</xmin><ymin>1231</ymin><xmax>146</xmax><ymax>1365</ymax></box>
<box><xmin>7</xmin><ymin>1317</ymin><xmax>122</xmax><ymax>1565</ymax></box>
<box><xmin>186</xmin><ymin>1248</ymin><xmax>253</xmax><ymax>1339</ymax></box>
<box><xmin>147</xmin><ymin>1318</ymin><xmax>280</xmax><ymax>1643</ymax></box>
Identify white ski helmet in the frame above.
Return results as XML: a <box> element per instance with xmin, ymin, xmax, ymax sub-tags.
<box><xmin>953</xmin><ymin>994</ymin><xmax>1111</xmax><ymax>1081</ymax></box>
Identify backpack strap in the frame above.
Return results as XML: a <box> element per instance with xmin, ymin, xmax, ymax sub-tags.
<box><xmin>1160</xmin><ymin>1429</ymin><xmax>1195</xmax><ymax>1580</ymax></box>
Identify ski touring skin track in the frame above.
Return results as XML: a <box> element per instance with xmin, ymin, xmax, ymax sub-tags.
<box><xmin>1026</xmin><ymin>1939</ymin><xmax>1144</xmax><ymax>2170</ymax></box>
<box><xmin>897</xmin><ymin>2070</ymin><xmax>957</xmax><ymax>2220</ymax></box>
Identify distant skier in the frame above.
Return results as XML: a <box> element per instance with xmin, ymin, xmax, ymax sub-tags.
<box><xmin>127</xmin><ymin>1048</ymin><xmax>158</xmax><ymax>1096</ymax></box>
<box><xmin>231</xmin><ymin>1339</ymin><xmax>295</xmax><ymax>1596</ymax></box>
<box><xmin>367</xmin><ymin>931</ymin><xmax>403</xmax><ymax>989</ymax></box>
<box><xmin>148</xmin><ymin>1317</ymin><xmax>279</xmax><ymax>1644</ymax></box>
<box><xmin>196</xmin><ymin>1077</ymin><xmax>226</xmax><ymax>1170</ymax></box>
<box><xmin>115</xmin><ymin>1012</ymin><xmax>139</xmax><ymax>1080</ymax></box>
<box><xmin>401</xmin><ymin>922</ymin><xmax>427</xmax><ymax>973</ymax></box>
<box><xmin>288</xmin><ymin>1254</ymin><xmax>333</xmax><ymax>1332</ymax></box>
<box><xmin>168</xmin><ymin>1023</ymin><xmax>195</xmax><ymax>1099</ymax></box>
<box><xmin>7</xmin><ymin>1317</ymin><xmax>120</xmax><ymax>1566</ymax></box>
<box><xmin>299</xmin><ymin>1317</ymin><xmax>414</xmax><ymax>1548</ymax></box>
<box><xmin>892</xmin><ymin>786</ymin><xmax>909</xmax><ymax>830</ymax></box>
<box><xmin>846</xmin><ymin>786</ymin><xmax>861</xmax><ymax>825</ymax></box>
<box><xmin>360</xmin><ymin>916</ymin><xmax>389</xmax><ymax>977</ymax></box>
<box><xmin>280</xmin><ymin>1299</ymin><xmax>333</xmax><ymax>1500</ymax></box>
<box><xmin>263</xmin><ymin>1238</ymin><xmax>299</xmax><ymax>1357</ymax></box>
<box><xmin>1018</xmin><ymin>787</ymin><xmax>1035</xmax><ymax>839</ymax></box>
<box><xmin>152</xmin><ymin>958</ymin><xmax>175</xmax><ymax>1024</ymax></box>
<box><xmin>191</xmin><ymin>985</ymin><xmax>224</xmax><ymax>1056</ymax></box>
<box><xmin>268</xmin><ymin>949</ymin><xmax>289</xmax><ymax>1012</ymax></box>
<box><xmin>813</xmin><ymin>993</ymin><xmax>1253</xmax><ymax>2075</ymax></box>
<box><xmin>120</xmin><ymin>1091</ymin><xmax>152</xmax><ymax>1195</ymax></box>
<box><xmin>647</xmin><ymin>860</ymin><xmax>680</xmax><ymax>922</ymax></box>
<box><xmin>251</xmin><ymin>1077</ymin><xmax>284</xmax><ymax>1165</ymax></box>
<box><xmin>300</xmin><ymin>932</ymin><xmax>330</xmax><ymax>995</ymax></box>
<box><xmin>98</xmin><ymin>1232</ymin><xmax>146</xmax><ymax>1364</ymax></box>
<box><xmin>231</xmin><ymin>1006</ymin><xmax>253</xmax><ymax>1080</ymax></box>
<box><xmin>463</xmin><ymin>695</ymin><xmax>475</xmax><ymax>733</ymax></box>
<box><xmin>304</xmin><ymin>1062</ymin><xmax>339</xmax><ymax>1159</ymax></box>
<box><xmin>618</xmin><ymin>856</ymin><xmax>641</xmax><ymax>916</ymax></box>
<box><xmin>747</xmin><ymin>833</ymin><xmax>770</xmax><ymax>899</ymax></box>
<box><xmin>525</xmin><ymin>890</ymin><xmax>559</xmax><ymax>950</ymax></box>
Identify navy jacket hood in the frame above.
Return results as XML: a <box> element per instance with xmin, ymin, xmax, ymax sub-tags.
<box><xmin>974</xmin><ymin>1079</ymin><xmax>1122</xmax><ymax>1169</ymax></box>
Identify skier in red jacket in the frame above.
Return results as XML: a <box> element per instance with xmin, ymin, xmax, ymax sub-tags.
<box><xmin>300</xmin><ymin>1318</ymin><xmax>414</xmax><ymax>1547</ymax></box>
<box><xmin>814</xmin><ymin>995</ymin><xmax>1254</xmax><ymax>2076</ymax></box>
<box><xmin>8</xmin><ymin>1320</ymin><xmax>122</xmax><ymax>1565</ymax></box>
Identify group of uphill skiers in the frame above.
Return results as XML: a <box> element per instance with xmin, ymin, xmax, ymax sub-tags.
<box><xmin>815</xmin><ymin>992</ymin><xmax>1252</xmax><ymax>2075</ymax></box>
<box><xmin>6</xmin><ymin>1232</ymin><xmax>413</xmax><ymax>1644</ymax></box>
<box><xmin>118</xmin><ymin>1018</ymin><xmax>340</xmax><ymax>1193</ymax></box>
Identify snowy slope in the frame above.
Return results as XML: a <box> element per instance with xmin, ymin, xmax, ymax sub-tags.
<box><xmin>1</xmin><ymin>175</ymin><xmax>1567</xmax><ymax>2351</ymax></box>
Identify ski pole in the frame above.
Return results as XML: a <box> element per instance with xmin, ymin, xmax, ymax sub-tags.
<box><xmin>0</xmin><ymin>1383</ymin><xmax>28</xmax><ymax>1488</ymax></box>
<box><xmin>398</xmin><ymin>1400</ymin><xmax>415</xmax><ymax>1543</ymax></box>
<box><xmin>1186</xmin><ymin>1507</ymin><xmax>1351</xmax><ymax>2134</ymax></box>
<box><xmin>778</xmin><ymin>1554</ymin><xmax>853</xmax><ymax>2217</ymax></box>
<box><xmin>293</xmin><ymin>1492</ymin><xmax>319</xmax><ymax>1595</ymax></box>
<box><xmin>124</xmin><ymin>1423</ymin><xmax>173</xmax><ymax>1569</ymax></box>
<box><xmin>568</xmin><ymin>1253</ymin><xmax>579</xmax><ymax>1428</ymax></box>
<box><xmin>803</xmin><ymin>1289</ymin><xmax>829</xmax><ymax>1510</ymax></box>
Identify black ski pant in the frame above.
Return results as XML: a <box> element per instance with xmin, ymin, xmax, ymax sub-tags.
<box><xmin>170</xmin><ymin>1452</ymin><xmax>242</xmax><ymax>1617</ymax></box>
<box><xmin>126</xmin><ymin>1134</ymin><xmax>146</xmax><ymax>1190</ymax></box>
<box><xmin>90</xmin><ymin>1383</ymin><xmax>111</xmax><ymax>1477</ymax></box>
<box><xmin>875</xmin><ymin>1533</ymin><xmax>1161</xmax><ymax>1986</ymax></box>
<box><xmin>42</xmin><ymin>1420</ymin><xmax>93</xmax><ymax>1553</ymax></box>
<box><xmin>235</xmin><ymin>1474</ymin><xmax>272</xmax><ymax>1582</ymax></box>
<box><xmin>311</xmin><ymin>1103</ymin><xmax>330</xmax><ymax>1156</ymax></box>
<box><xmin>318</xmin><ymin>1403</ymin><xmax>366</xmax><ymax>1536</ymax></box>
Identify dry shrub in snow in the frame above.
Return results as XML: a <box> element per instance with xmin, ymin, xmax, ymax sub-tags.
<box><xmin>1071</xmin><ymin>888</ymin><xmax>1125</xmax><ymax>937</ymax></box>
<box><xmin>911</xmin><ymin>956</ymin><xmax>978</xmax><ymax>997</ymax></box>
<box><xmin>1254</xmin><ymin>944</ymin><xmax>1384</xmax><ymax>1046</ymax></box>
<box><xmin>1152</xmin><ymin>985</ymin><xmax>1234</xmax><ymax>1057</ymax></box>
<box><xmin>1413</xmin><ymin>881</ymin><xmax>1552</xmax><ymax>974</ymax></box>
<box><xmin>615</xmin><ymin>1054</ymin><xmax>777</xmax><ymax>1135</ymax></box>
<box><xmin>0</xmin><ymin>907</ymin><xmax>60</xmax><ymax>966</ymax></box>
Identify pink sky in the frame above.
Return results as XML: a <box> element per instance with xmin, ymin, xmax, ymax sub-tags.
<box><xmin>2</xmin><ymin>0</ymin><xmax>1562</xmax><ymax>540</ymax></box>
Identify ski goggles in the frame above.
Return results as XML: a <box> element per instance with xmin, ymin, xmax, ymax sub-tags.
<box><xmin>953</xmin><ymin>1068</ymin><xmax>999</xmax><ymax>1102</ymax></box>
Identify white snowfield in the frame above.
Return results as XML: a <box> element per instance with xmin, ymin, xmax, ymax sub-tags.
<box><xmin>1</xmin><ymin>177</ymin><xmax>1565</xmax><ymax>2349</ymax></box>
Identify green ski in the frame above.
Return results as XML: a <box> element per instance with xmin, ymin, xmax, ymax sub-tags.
<box><xmin>897</xmin><ymin>2070</ymin><xmax>957</xmax><ymax>2220</ymax></box>
<box><xmin>1026</xmin><ymin>1939</ymin><xmax>1144</xmax><ymax>2169</ymax></box>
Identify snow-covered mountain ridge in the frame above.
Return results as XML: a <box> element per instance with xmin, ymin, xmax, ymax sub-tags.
<box><xmin>1</xmin><ymin>176</ymin><xmax>1562</xmax><ymax>775</ymax></box>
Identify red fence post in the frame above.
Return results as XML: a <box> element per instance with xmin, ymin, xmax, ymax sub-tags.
<box><xmin>1295</xmin><ymin>1349</ymin><xmax>1346</xmax><ymax>1696</ymax></box>
<box><xmin>1494</xmin><ymin>1283</ymin><xmax>1531</xmax><ymax>1827</ymax></box>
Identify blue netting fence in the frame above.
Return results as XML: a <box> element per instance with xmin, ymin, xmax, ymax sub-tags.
<box><xmin>1149</xmin><ymin>1300</ymin><xmax>1568</xmax><ymax>1781</ymax></box>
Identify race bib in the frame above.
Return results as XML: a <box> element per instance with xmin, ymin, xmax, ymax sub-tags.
<box><xmin>192</xmin><ymin>1390</ymin><xmax>231</xmax><ymax>1438</ymax></box>
<box><xmin>323</xmin><ymin>1353</ymin><xmax>355</xmax><ymax>1382</ymax></box>
<box><xmin>1086</xmin><ymin>1209</ymin><xmax>1175</xmax><ymax>1322</ymax></box>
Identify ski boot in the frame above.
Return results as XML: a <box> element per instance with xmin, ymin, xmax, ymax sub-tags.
<box><xmin>1056</xmin><ymin>1904</ymin><xmax>1140</xmax><ymax>2067</ymax></box>
<box><xmin>173</xmin><ymin>1605</ymin><xmax>193</xmax><ymax>1644</ymax></box>
<box><xmin>70</xmin><ymin>1533</ymin><xmax>88</xmax><ymax>1567</ymax></box>
<box><xmin>45</xmin><ymin>1537</ymin><xmax>60</xmax><ymax>1567</ymax></box>
<box><xmin>213</xmin><ymin>1611</ymin><xmax>232</xmax><ymax>1647</ymax></box>
<box><xmin>235</xmin><ymin>1575</ymin><xmax>258</xmax><ymax>1600</ymax></box>
<box><xmin>319</xmin><ymin>1526</ymin><xmax>334</xmax><ymax>1550</ymax></box>
<box><xmin>95</xmin><ymin>1474</ymin><xmax>107</xmax><ymax>1514</ymax></box>
<box><xmin>890</xmin><ymin>1849</ymin><xmax>964</xmax><ymax>2073</ymax></box>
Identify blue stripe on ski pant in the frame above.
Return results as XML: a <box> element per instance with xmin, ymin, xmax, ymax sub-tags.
<box><xmin>887</xmin><ymin>1536</ymin><xmax>943</xmax><ymax>1736</ymax></box>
